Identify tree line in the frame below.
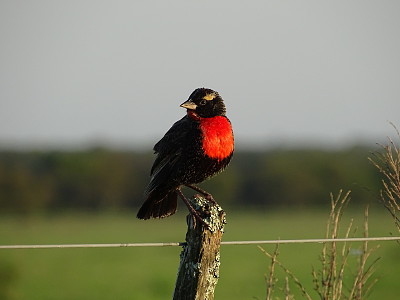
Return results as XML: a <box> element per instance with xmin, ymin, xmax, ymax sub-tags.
<box><xmin>0</xmin><ymin>146</ymin><xmax>381</xmax><ymax>213</ymax></box>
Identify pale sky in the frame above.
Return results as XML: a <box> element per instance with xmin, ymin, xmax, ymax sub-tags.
<box><xmin>1</xmin><ymin>1</ymin><xmax>399</xmax><ymax>149</ymax></box>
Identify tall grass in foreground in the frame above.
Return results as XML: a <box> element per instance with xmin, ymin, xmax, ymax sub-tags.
<box><xmin>259</xmin><ymin>190</ymin><xmax>379</xmax><ymax>300</ymax></box>
<box><xmin>258</xmin><ymin>125</ymin><xmax>400</xmax><ymax>300</ymax></box>
<box><xmin>369</xmin><ymin>124</ymin><xmax>400</xmax><ymax>233</ymax></box>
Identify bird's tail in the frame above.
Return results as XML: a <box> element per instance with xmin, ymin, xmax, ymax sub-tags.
<box><xmin>137</xmin><ymin>189</ymin><xmax>178</xmax><ymax>219</ymax></box>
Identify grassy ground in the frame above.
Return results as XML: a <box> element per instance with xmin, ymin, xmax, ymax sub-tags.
<box><xmin>0</xmin><ymin>205</ymin><xmax>399</xmax><ymax>299</ymax></box>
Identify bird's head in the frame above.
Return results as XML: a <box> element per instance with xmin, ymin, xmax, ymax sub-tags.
<box><xmin>180</xmin><ymin>88</ymin><xmax>226</xmax><ymax>118</ymax></box>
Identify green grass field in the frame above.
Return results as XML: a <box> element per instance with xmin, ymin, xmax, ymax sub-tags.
<box><xmin>0</xmin><ymin>205</ymin><xmax>399</xmax><ymax>299</ymax></box>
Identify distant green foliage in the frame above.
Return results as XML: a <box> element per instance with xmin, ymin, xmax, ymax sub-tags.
<box><xmin>0</xmin><ymin>147</ymin><xmax>380</xmax><ymax>212</ymax></box>
<box><xmin>231</xmin><ymin>147</ymin><xmax>380</xmax><ymax>207</ymax></box>
<box><xmin>0</xmin><ymin>258</ymin><xmax>18</xmax><ymax>300</ymax></box>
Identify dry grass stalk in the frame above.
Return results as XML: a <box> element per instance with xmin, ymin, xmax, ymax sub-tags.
<box><xmin>263</xmin><ymin>243</ymin><xmax>279</xmax><ymax>300</ymax></box>
<box><xmin>285</xmin><ymin>277</ymin><xmax>294</xmax><ymax>300</ymax></box>
<box><xmin>259</xmin><ymin>245</ymin><xmax>313</xmax><ymax>300</ymax></box>
<box><xmin>368</xmin><ymin>124</ymin><xmax>400</xmax><ymax>232</ymax></box>
<box><xmin>347</xmin><ymin>206</ymin><xmax>380</xmax><ymax>300</ymax></box>
<box><xmin>313</xmin><ymin>191</ymin><xmax>379</xmax><ymax>300</ymax></box>
<box><xmin>314</xmin><ymin>190</ymin><xmax>352</xmax><ymax>300</ymax></box>
<box><xmin>259</xmin><ymin>190</ymin><xmax>378</xmax><ymax>300</ymax></box>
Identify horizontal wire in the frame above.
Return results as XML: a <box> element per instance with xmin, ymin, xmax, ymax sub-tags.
<box><xmin>221</xmin><ymin>236</ymin><xmax>400</xmax><ymax>245</ymax></box>
<box><xmin>0</xmin><ymin>236</ymin><xmax>399</xmax><ymax>250</ymax></box>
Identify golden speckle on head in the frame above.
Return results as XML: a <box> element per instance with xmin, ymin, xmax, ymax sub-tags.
<box><xmin>203</xmin><ymin>93</ymin><xmax>216</xmax><ymax>101</ymax></box>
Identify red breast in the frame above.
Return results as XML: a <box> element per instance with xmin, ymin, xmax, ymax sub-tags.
<box><xmin>199</xmin><ymin>116</ymin><xmax>234</xmax><ymax>161</ymax></box>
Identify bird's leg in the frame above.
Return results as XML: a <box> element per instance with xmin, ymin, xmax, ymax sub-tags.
<box><xmin>176</xmin><ymin>188</ymin><xmax>210</xmax><ymax>229</ymax></box>
<box><xmin>184</xmin><ymin>184</ymin><xmax>217</xmax><ymax>205</ymax></box>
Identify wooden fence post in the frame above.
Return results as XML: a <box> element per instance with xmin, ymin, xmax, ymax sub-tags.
<box><xmin>173</xmin><ymin>195</ymin><xmax>226</xmax><ymax>300</ymax></box>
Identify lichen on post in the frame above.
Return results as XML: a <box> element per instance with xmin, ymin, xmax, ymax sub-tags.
<box><xmin>173</xmin><ymin>195</ymin><xmax>226</xmax><ymax>300</ymax></box>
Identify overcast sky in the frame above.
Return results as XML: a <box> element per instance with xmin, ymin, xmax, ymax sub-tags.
<box><xmin>1</xmin><ymin>1</ymin><xmax>399</xmax><ymax>150</ymax></box>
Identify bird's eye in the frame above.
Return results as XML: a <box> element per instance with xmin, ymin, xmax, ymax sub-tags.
<box><xmin>199</xmin><ymin>99</ymin><xmax>207</xmax><ymax>106</ymax></box>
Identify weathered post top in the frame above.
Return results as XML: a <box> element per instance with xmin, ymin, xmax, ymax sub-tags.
<box><xmin>173</xmin><ymin>195</ymin><xmax>226</xmax><ymax>300</ymax></box>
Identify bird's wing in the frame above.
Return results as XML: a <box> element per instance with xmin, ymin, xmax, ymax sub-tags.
<box><xmin>146</xmin><ymin>116</ymin><xmax>192</xmax><ymax>193</ymax></box>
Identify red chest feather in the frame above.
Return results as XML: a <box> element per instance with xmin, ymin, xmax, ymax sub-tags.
<box><xmin>199</xmin><ymin>116</ymin><xmax>234</xmax><ymax>161</ymax></box>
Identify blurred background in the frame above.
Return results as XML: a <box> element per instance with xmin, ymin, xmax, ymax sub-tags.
<box><xmin>1</xmin><ymin>1</ymin><xmax>399</xmax><ymax>299</ymax></box>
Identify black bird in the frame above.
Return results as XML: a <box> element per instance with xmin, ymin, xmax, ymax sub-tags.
<box><xmin>137</xmin><ymin>88</ymin><xmax>234</xmax><ymax>220</ymax></box>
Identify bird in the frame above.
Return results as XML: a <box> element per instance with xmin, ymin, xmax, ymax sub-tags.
<box><xmin>137</xmin><ymin>88</ymin><xmax>234</xmax><ymax>221</ymax></box>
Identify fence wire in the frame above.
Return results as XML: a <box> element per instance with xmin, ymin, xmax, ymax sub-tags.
<box><xmin>1</xmin><ymin>236</ymin><xmax>399</xmax><ymax>249</ymax></box>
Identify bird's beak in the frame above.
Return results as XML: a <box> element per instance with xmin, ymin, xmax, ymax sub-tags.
<box><xmin>180</xmin><ymin>100</ymin><xmax>197</xmax><ymax>110</ymax></box>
